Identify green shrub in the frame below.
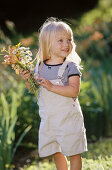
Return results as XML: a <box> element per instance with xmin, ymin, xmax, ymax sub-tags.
<box><xmin>73</xmin><ymin>15</ymin><xmax>112</xmax><ymax>139</ymax></box>
<box><xmin>79</xmin><ymin>58</ymin><xmax>112</xmax><ymax>140</ymax></box>
<box><xmin>0</xmin><ymin>92</ymin><xmax>31</xmax><ymax>170</ymax></box>
<box><xmin>78</xmin><ymin>0</ymin><xmax>112</xmax><ymax>28</ymax></box>
<box><xmin>90</xmin><ymin>60</ymin><xmax>112</xmax><ymax>137</ymax></box>
<box><xmin>0</xmin><ymin>65</ymin><xmax>40</xmax><ymax>144</ymax></box>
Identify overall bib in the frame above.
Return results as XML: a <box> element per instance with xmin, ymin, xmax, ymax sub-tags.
<box><xmin>36</xmin><ymin>60</ymin><xmax>88</xmax><ymax>157</ymax></box>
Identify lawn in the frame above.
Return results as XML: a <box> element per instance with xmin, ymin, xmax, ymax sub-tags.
<box><xmin>15</xmin><ymin>138</ymin><xmax>112</xmax><ymax>170</ymax></box>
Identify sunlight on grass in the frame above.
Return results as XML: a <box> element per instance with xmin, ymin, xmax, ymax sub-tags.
<box><xmin>24</xmin><ymin>156</ymin><xmax>112</xmax><ymax>170</ymax></box>
<box><xmin>23</xmin><ymin>138</ymin><xmax>112</xmax><ymax>170</ymax></box>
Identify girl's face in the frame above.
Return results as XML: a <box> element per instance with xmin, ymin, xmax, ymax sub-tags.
<box><xmin>50</xmin><ymin>30</ymin><xmax>73</xmax><ymax>60</ymax></box>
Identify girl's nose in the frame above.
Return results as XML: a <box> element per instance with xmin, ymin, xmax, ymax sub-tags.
<box><xmin>64</xmin><ymin>40</ymin><xmax>69</xmax><ymax>47</ymax></box>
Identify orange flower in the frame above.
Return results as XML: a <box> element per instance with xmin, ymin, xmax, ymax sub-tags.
<box><xmin>8</xmin><ymin>45</ymin><xmax>13</xmax><ymax>54</ymax></box>
<box><xmin>20</xmin><ymin>37</ymin><xmax>34</xmax><ymax>46</ymax></box>
<box><xmin>4</xmin><ymin>58</ymin><xmax>11</xmax><ymax>65</ymax></box>
<box><xmin>9</xmin><ymin>55</ymin><xmax>18</xmax><ymax>64</ymax></box>
<box><xmin>89</xmin><ymin>31</ymin><xmax>104</xmax><ymax>41</ymax></box>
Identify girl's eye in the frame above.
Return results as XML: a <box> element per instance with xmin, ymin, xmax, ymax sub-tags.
<box><xmin>68</xmin><ymin>39</ymin><xmax>72</xmax><ymax>42</ymax></box>
<box><xmin>59</xmin><ymin>39</ymin><xmax>63</xmax><ymax>42</ymax></box>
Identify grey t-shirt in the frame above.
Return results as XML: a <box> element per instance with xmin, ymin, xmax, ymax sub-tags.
<box><xmin>34</xmin><ymin>61</ymin><xmax>82</xmax><ymax>85</ymax></box>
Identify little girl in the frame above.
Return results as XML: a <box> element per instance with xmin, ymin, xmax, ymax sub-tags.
<box><xmin>20</xmin><ymin>17</ymin><xmax>88</xmax><ymax>170</ymax></box>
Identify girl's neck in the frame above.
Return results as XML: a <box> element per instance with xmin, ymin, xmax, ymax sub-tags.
<box><xmin>45</xmin><ymin>57</ymin><xmax>66</xmax><ymax>65</ymax></box>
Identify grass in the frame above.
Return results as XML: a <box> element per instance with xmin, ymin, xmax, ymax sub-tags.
<box><xmin>22</xmin><ymin>156</ymin><xmax>112</xmax><ymax>170</ymax></box>
<box><xmin>14</xmin><ymin>138</ymin><xmax>112</xmax><ymax>170</ymax></box>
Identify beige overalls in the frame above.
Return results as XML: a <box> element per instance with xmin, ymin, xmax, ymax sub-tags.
<box><xmin>35</xmin><ymin>60</ymin><xmax>88</xmax><ymax>157</ymax></box>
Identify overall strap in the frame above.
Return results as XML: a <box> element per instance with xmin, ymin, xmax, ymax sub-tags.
<box><xmin>34</xmin><ymin>60</ymin><xmax>40</xmax><ymax>78</ymax></box>
<box><xmin>57</xmin><ymin>60</ymin><xmax>70</xmax><ymax>79</ymax></box>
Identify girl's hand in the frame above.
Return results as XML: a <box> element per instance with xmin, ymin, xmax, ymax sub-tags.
<box><xmin>19</xmin><ymin>69</ymin><xmax>31</xmax><ymax>90</ymax></box>
<box><xmin>34</xmin><ymin>77</ymin><xmax>53</xmax><ymax>91</ymax></box>
<box><xmin>19</xmin><ymin>68</ymin><xmax>31</xmax><ymax>81</ymax></box>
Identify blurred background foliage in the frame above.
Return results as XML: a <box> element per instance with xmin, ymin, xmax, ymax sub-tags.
<box><xmin>0</xmin><ymin>0</ymin><xmax>112</xmax><ymax>169</ymax></box>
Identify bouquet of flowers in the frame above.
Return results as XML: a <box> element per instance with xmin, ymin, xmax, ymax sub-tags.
<box><xmin>0</xmin><ymin>42</ymin><xmax>38</xmax><ymax>97</ymax></box>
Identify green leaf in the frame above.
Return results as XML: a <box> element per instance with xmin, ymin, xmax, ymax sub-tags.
<box><xmin>12</xmin><ymin>125</ymin><xmax>32</xmax><ymax>159</ymax></box>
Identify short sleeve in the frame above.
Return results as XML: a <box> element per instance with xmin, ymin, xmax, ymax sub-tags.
<box><xmin>67</xmin><ymin>62</ymin><xmax>82</xmax><ymax>78</ymax></box>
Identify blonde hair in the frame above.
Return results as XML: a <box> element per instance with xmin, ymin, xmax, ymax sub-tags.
<box><xmin>36</xmin><ymin>17</ymin><xmax>81</xmax><ymax>65</ymax></box>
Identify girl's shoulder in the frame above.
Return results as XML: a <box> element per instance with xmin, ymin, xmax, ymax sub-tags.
<box><xmin>66</xmin><ymin>61</ymin><xmax>83</xmax><ymax>77</ymax></box>
<box><xmin>67</xmin><ymin>61</ymin><xmax>82</xmax><ymax>70</ymax></box>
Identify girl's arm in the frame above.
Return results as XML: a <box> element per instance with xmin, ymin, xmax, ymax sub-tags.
<box><xmin>36</xmin><ymin>76</ymin><xmax>80</xmax><ymax>98</ymax></box>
